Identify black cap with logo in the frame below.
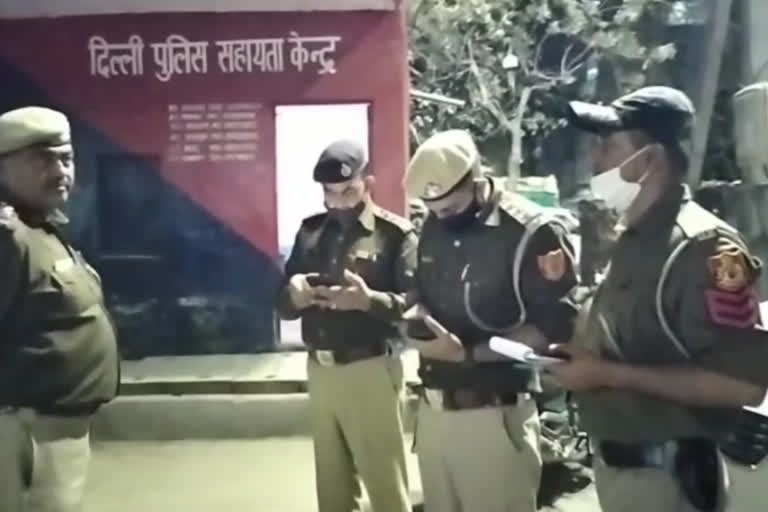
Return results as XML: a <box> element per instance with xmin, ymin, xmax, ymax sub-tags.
<box><xmin>566</xmin><ymin>86</ymin><xmax>695</xmax><ymax>144</ymax></box>
<box><xmin>313</xmin><ymin>140</ymin><xmax>368</xmax><ymax>183</ymax></box>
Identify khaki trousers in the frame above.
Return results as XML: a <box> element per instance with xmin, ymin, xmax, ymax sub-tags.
<box><xmin>726</xmin><ymin>457</ymin><xmax>766</xmax><ymax>512</ymax></box>
<box><xmin>307</xmin><ymin>354</ymin><xmax>411</xmax><ymax>512</ymax></box>
<box><xmin>594</xmin><ymin>452</ymin><xmax>728</xmax><ymax>512</ymax></box>
<box><xmin>0</xmin><ymin>409</ymin><xmax>91</xmax><ymax>512</ymax></box>
<box><xmin>0</xmin><ymin>412</ymin><xmax>31</xmax><ymax>512</ymax></box>
<box><xmin>415</xmin><ymin>396</ymin><xmax>542</xmax><ymax>512</ymax></box>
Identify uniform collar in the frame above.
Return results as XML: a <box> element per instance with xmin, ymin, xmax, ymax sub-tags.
<box><xmin>479</xmin><ymin>177</ymin><xmax>503</xmax><ymax>227</ymax></box>
<box><xmin>358</xmin><ymin>197</ymin><xmax>376</xmax><ymax>233</ymax></box>
<box><xmin>323</xmin><ymin>197</ymin><xmax>376</xmax><ymax>234</ymax></box>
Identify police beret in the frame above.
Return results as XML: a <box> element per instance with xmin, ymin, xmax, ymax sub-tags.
<box><xmin>567</xmin><ymin>86</ymin><xmax>695</xmax><ymax>143</ymax></box>
<box><xmin>405</xmin><ymin>130</ymin><xmax>479</xmax><ymax>201</ymax></box>
<box><xmin>313</xmin><ymin>140</ymin><xmax>368</xmax><ymax>183</ymax></box>
<box><xmin>0</xmin><ymin>106</ymin><xmax>71</xmax><ymax>156</ymax></box>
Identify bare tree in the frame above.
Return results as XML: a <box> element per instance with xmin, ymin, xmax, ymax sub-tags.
<box><xmin>409</xmin><ymin>0</ymin><xmax>677</xmax><ymax>184</ymax></box>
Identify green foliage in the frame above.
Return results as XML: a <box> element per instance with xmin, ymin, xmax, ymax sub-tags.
<box><xmin>409</xmin><ymin>0</ymin><xmax>679</xmax><ymax>175</ymax></box>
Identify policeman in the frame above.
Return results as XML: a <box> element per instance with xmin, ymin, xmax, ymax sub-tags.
<box><xmin>277</xmin><ymin>140</ymin><xmax>415</xmax><ymax>512</ymax></box>
<box><xmin>0</xmin><ymin>107</ymin><xmax>119</xmax><ymax>511</ymax></box>
<box><xmin>403</xmin><ymin>130</ymin><xmax>578</xmax><ymax>512</ymax></box>
<box><xmin>549</xmin><ymin>86</ymin><xmax>768</xmax><ymax>512</ymax></box>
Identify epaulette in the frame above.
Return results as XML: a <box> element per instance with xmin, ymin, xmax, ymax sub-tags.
<box><xmin>0</xmin><ymin>203</ymin><xmax>18</xmax><ymax>231</ymax></box>
<box><xmin>676</xmin><ymin>200</ymin><xmax>738</xmax><ymax>242</ymax></box>
<box><xmin>497</xmin><ymin>190</ymin><xmax>544</xmax><ymax>228</ymax></box>
<box><xmin>372</xmin><ymin>205</ymin><xmax>414</xmax><ymax>233</ymax></box>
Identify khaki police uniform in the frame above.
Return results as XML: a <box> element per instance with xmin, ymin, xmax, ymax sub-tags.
<box><xmin>277</xmin><ymin>141</ymin><xmax>415</xmax><ymax>512</ymax></box>
<box><xmin>405</xmin><ymin>131</ymin><xmax>578</xmax><ymax>512</ymax></box>
<box><xmin>567</xmin><ymin>87</ymin><xmax>768</xmax><ymax>512</ymax></box>
<box><xmin>0</xmin><ymin>107</ymin><xmax>119</xmax><ymax>511</ymax></box>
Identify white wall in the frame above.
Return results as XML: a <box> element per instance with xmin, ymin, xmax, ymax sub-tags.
<box><xmin>274</xmin><ymin>103</ymin><xmax>370</xmax><ymax>258</ymax></box>
<box><xmin>0</xmin><ymin>0</ymin><xmax>396</xmax><ymax>18</ymax></box>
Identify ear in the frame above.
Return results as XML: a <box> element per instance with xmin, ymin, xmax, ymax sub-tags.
<box><xmin>363</xmin><ymin>175</ymin><xmax>376</xmax><ymax>191</ymax></box>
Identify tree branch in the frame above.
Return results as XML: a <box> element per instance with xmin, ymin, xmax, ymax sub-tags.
<box><xmin>561</xmin><ymin>43</ymin><xmax>575</xmax><ymax>76</ymax></box>
<box><xmin>533</xmin><ymin>31</ymin><xmax>556</xmax><ymax>75</ymax></box>
<box><xmin>467</xmin><ymin>38</ymin><xmax>511</xmax><ymax>130</ymax></box>
<box><xmin>565</xmin><ymin>43</ymin><xmax>595</xmax><ymax>73</ymax></box>
<box><xmin>409</xmin><ymin>122</ymin><xmax>422</xmax><ymax>147</ymax></box>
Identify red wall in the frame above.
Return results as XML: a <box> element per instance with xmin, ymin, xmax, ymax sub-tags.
<box><xmin>0</xmin><ymin>10</ymin><xmax>409</xmax><ymax>256</ymax></box>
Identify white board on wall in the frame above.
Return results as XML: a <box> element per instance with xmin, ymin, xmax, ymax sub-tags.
<box><xmin>274</xmin><ymin>103</ymin><xmax>370</xmax><ymax>260</ymax></box>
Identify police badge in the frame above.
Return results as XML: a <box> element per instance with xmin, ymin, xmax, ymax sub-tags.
<box><xmin>423</xmin><ymin>182</ymin><xmax>443</xmax><ymax>199</ymax></box>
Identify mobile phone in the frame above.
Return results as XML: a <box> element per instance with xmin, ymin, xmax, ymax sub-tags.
<box><xmin>306</xmin><ymin>274</ymin><xmax>337</xmax><ymax>287</ymax></box>
<box><xmin>405</xmin><ymin>318</ymin><xmax>437</xmax><ymax>341</ymax></box>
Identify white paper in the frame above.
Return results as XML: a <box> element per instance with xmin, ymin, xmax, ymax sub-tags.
<box><xmin>745</xmin><ymin>394</ymin><xmax>768</xmax><ymax>417</ymax></box>
<box><xmin>489</xmin><ymin>337</ymin><xmax>567</xmax><ymax>367</ymax></box>
<box><xmin>746</xmin><ymin>303</ymin><xmax>768</xmax><ymax>417</ymax></box>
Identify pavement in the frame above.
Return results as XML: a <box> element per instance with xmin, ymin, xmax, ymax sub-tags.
<box><xmin>85</xmin><ymin>324</ymin><xmax>768</xmax><ymax>512</ymax></box>
<box><xmin>84</xmin><ymin>438</ymin><xmax>600</xmax><ymax>512</ymax></box>
<box><xmin>83</xmin><ymin>348</ymin><xmax>600</xmax><ymax>511</ymax></box>
<box><xmin>84</xmin><ymin>438</ymin><xmax>401</xmax><ymax>512</ymax></box>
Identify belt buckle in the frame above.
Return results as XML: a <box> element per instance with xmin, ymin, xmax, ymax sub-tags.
<box><xmin>424</xmin><ymin>388</ymin><xmax>445</xmax><ymax>410</ymax></box>
<box><xmin>315</xmin><ymin>350</ymin><xmax>336</xmax><ymax>367</ymax></box>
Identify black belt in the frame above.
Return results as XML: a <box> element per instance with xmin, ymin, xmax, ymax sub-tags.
<box><xmin>599</xmin><ymin>438</ymin><xmax>721</xmax><ymax>511</ymax></box>
<box><xmin>421</xmin><ymin>388</ymin><xmax>524</xmax><ymax>411</ymax></box>
<box><xmin>598</xmin><ymin>440</ymin><xmax>676</xmax><ymax>469</ymax></box>
<box><xmin>309</xmin><ymin>344</ymin><xmax>387</xmax><ymax>366</ymax></box>
<box><xmin>598</xmin><ymin>438</ymin><xmax>718</xmax><ymax>469</ymax></box>
<box><xmin>720</xmin><ymin>409</ymin><xmax>768</xmax><ymax>467</ymax></box>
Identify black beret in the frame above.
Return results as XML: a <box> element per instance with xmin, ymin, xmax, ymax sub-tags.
<box><xmin>313</xmin><ymin>140</ymin><xmax>367</xmax><ymax>183</ymax></box>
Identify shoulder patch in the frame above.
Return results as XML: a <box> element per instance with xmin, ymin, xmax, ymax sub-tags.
<box><xmin>537</xmin><ymin>249</ymin><xmax>567</xmax><ymax>281</ymax></box>
<box><xmin>372</xmin><ymin>206</ymin><xmax>414</xmax><ymax>233</ymax></box>
<box><xmin>707</xmin><ymin>239</ymin><xmax>760</xmax><ymax>292</ymax></box>
<box><xmin>0</xmin><ymin>204</ymin><xmax>18</xmax><ymax>230</ymax></box>
<box><xmin>703</xmin><ymin>236</ymin><xmax>762</xmax><ymax>328</ymax></box>
<box><xmin>705</xmin><ymin>287</ymin><xmax>761</xmax><ymax>329</ymax></box>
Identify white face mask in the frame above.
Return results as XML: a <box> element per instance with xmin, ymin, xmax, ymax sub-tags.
<box><xmin>590</xmin><ymin>145</ymin><xmax>653</xmax><ymax>212</ymax></box>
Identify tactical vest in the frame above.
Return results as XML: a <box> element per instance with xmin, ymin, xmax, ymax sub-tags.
<box><xmin>577</xmin><ymin>201</ymin><xmax>745</xmax><ymax>442</ymax></box>
<box><xmin>416</xmin><ymin>188</ymin><xmax>569</xmax><ymax>392</ymax></box>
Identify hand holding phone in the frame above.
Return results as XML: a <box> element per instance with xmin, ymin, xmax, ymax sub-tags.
<box><xmin>306</xmin><ymin>273</ymin><xmax>338</xmax><ymax>288</ymax></box>
<box><xmin>401</xmin><ymin>305</ymin><xmax>437</xmax><ymax>341</ymax></box>
<box><xmin>489</xmin><ymin>337</ymin><xmax>570</xmax><ymax>366</ymax></box>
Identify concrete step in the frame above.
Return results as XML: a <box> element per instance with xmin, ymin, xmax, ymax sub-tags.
<box><xmin>97</xmin><ymin>351</ymin><xmax>421</xmax><ymax>440</ymax></box>
<box><xmin>118</xmin><ymin>350</ymin><xmax>421</xmax><ymax>395</ymax></box>
<box><xmin>93</xmin><ymin>393</ymin><xmax>419</xmax><ymax>441</ymax></box>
